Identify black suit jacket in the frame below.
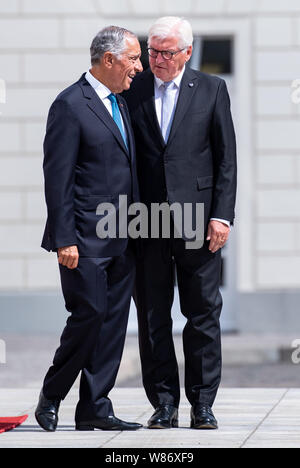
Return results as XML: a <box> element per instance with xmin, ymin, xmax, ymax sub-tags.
<box><xmin>42</xmin><ymin>73</ymin><xmax>139</xmax><ymax>257</ymax></box>
<box><xmin>123</xmin><ymin>67</ymin><xmax>237</xmax><ymax>233</ymax></box>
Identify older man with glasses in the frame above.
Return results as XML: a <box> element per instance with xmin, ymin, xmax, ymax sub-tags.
<box><xmin>123</xmin><ymin>17</ymin><xmax>237</xmax><ymax>430</ymax></box>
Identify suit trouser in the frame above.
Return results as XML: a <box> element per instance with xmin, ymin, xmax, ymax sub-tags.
<box><xmin>135</xmin><ymin>237</ymin><xmax>222</xmax><ymax>409</ymax></box>
<box><xmin>42</xmin><ymin>246</ymin><xmax>135</xmax><ymax>421</ymax></box>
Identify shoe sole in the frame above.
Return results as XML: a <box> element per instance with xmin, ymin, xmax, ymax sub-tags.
<box><xmin>76</xmin><ymin>425</ymin><xmax>142</xmax><ymax>431</ymax></box>
<box><xmin>191</xmin><ymin>422</ymin><xmax>218</xmax><ymax>430</ymax></box>
<box><xmin>148</xmin><ymin>420</ymin><xmax>179</xmax><ymax>429</ymax></box>
<box><xmin>76</xmin><ymin>425</ymin><xmax>95</xmax><ymax>431</ymax></box>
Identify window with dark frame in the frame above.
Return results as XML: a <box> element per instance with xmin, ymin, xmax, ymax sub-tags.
<box><xmin>199</xmin><ymin>38</ymin><xmax>233</xmax><ymax>74</ymax></box>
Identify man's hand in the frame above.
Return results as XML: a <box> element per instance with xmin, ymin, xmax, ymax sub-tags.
<box><xmin>58</xmin><ymin>245</ymin><xmax>79</xmax><ymax>269</ymax></box>
<box><xmin>206</xmin><ymin>220</ymin><xmax>230</xmax><ymax>253</ymax></box>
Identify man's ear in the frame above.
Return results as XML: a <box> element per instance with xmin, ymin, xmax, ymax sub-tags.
<box><xmin>185</xmin><ymin>45</ymin><xmax>193</xmax><ymax>63</ymax></box>
<box><xmin>103</xmin><ymin>51</ymin><xmax>114</xmax><ymax>68</ymax></box>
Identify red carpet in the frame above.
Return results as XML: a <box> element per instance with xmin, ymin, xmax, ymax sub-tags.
<box><xmin>0</xmin><ymin>415</ymin><xmax>28</xmax><ymax>433</ymax></box>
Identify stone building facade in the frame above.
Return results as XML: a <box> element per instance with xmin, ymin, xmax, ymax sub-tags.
<box><xmin>0</xmin><ymin>0</ymin><xmax>300</xmax><ymax>333</ymax></box>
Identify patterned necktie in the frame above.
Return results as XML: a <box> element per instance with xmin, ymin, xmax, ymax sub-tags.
<box><xmin>107</xmin><ymin>93</ymin><xmax>128</xmax><ymax>149</ymax></box>
<box><xmin>161</xmin><ymin>81</ymin><xmax>175</xmax><ymax>143</ymax></box>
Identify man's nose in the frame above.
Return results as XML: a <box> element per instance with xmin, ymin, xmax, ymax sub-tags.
<box><xmin>155</xmin><ymin>53</ymin><xmax>165</xmax><ymax>65</ymax></box>
<box><xmin>135</xmin><ymin>58</ymin><xmax>143</xmax><ymax>73</ymax></box>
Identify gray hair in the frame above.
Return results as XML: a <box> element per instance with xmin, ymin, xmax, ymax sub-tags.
<box><xmin>90</xmin><ymin>26</ymin><xmax>137</xmax><ymax>65</ymax></box>
<box><xmin>148</xmin><ymin>16</ymin><xmax>193</xmax><ymax>49</ymax></box>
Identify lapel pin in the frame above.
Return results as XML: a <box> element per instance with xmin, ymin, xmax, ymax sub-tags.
<box><xmin>188</xmin><ymin>82</ymin><xmax>194</xmax><ymax>88</ymax></box>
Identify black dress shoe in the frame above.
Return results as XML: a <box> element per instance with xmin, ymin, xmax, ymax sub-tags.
<box><xmin>191</xmin><ymin>404</ymin><xmax>218</xmax><ymax>430</ymax></box>
<box><xmin>35</xmin><ymin>390</ymin><xmax>61</xmax><ymax>432</ymax></box>
<box><xmin>148</xmin><ymin>405</ymin><xmax>178</xmax><ymax>429</ymax></box>
<box><xmin>76</xmin><ymin>415</ymin><xmax>143</xmax><ymax>431</ymax></box>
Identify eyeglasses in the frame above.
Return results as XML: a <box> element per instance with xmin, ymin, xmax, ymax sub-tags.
<box><xmin>147</xmin><ymin>47</ymin><xmax>186</xmax><ymax>61</ymax></box>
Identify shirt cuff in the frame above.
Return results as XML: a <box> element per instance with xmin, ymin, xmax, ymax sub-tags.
<box><xmin>210</xmin><ymin>218</ymin><xmax>231</xmax><ymax>228</ymax></box>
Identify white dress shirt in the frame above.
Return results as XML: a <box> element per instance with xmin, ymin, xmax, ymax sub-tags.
<box><xmin>154</xmin><ymin>67</ymin><xmax>230</xmax><ymax>228</ymax></box>
<box><xmin>154</xmin><ymin>66</ymin><xmax>185</xmax><ymax>128</ymax></box>
<box><xmin>85</xmin><ymin>70</ymin><xmax>127</xmax><ymax>138</ymax></box>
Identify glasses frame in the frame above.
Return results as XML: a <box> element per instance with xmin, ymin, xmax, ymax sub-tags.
<box><xmin>147</xmin><ymin>47</ymin><xmax>186</xmax><ymax>61</ymax></box>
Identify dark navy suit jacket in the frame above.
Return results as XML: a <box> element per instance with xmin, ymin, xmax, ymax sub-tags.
<box><xmin>42</xmin><ymin>73</ymin><xmax>139</xmax><ymax>257</ymax></box>
<box><xmin>123</xmin><ymin>67</ymin><xmax>237</xmax><ymax>235</ymax></box>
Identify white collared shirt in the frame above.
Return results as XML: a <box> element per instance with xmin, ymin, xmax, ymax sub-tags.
<box><xmin>85</xmin><ymin>70</ymin><xmax>126</xmax><ymax>137</ymax></box>
<box><xmin>154</xmin><ymin>66</ymin><xmax>185</xmax><ymax>128</ymax></box>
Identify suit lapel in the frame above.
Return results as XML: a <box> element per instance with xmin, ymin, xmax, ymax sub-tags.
<box><xmin>138</xmin><ymin>68</ymin><xmax>200</xmax><ymax>148</ymax></box>
<box><xmin>167</xmin><ymin>68</ymin><xmax>199</xmax><ymax>145</ymax></box>
<box><xmin>117</xmin><ymin>96</ymin><xmax>134</xmax><ymax>162</ymax></box>
<box><xmin>140</xmin><ymin>70</ymin><xmax>165</xmax><ymax>148</ymax></box>
<box><xmin>78</xmin><ymin>75</ymin><xmax>130</xmax><ymax>161</ymax></box>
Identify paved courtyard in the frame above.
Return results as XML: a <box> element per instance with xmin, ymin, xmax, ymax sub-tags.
<box><xmin>0</xmin><ymin>387</ymin><xmax>300</xmax><ymax>448</ymax></box>
<box><xmin>0</xmin><ymin>333</ymin><xmax>300</xmax><ymax>447</ymax></box>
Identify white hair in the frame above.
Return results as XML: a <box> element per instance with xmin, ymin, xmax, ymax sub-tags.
<box><xmin>148</xmin><ymin>16</ymin><xmax>193</xmax><ymax>49</ymax></box>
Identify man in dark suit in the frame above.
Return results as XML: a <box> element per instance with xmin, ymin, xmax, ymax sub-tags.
<box><xmin>123</xmin><ymin>17</ymin><xmax>237</xmax><ymax>430</ymax></box>
<box><xmin>35</xmin><ymin>26</ymin><xmax>143</xmax><ymax>432</ymax></box>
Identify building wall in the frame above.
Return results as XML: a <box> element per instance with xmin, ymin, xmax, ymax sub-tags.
<box><xmin>0</xmin><ymin>0</ymin><xmax>300</xmax><ymax>331</ymax></box>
